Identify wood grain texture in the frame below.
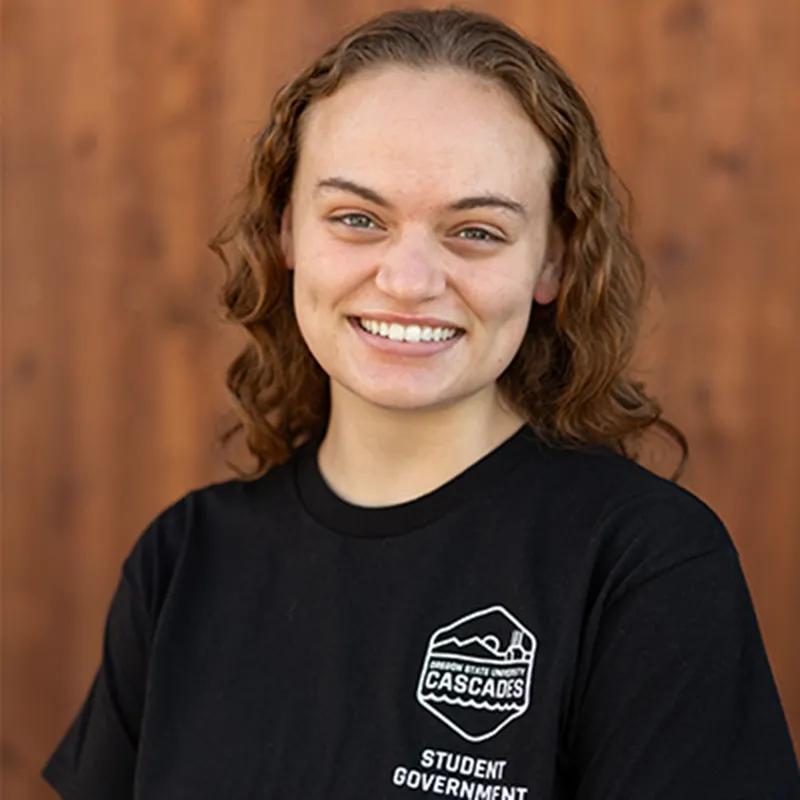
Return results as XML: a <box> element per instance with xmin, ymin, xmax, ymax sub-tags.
<box><xmin>3</xmin><ymin>1</ymin><xmax>798</xmax><ymax>796</ymax></box>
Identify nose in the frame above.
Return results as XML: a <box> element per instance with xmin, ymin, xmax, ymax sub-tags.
<box><xmin>374</xmin><ymin>229</ymin><xmax>447</xmax><ymax>302</ymax></box>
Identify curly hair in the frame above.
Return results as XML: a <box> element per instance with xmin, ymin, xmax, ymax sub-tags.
<box><xmin>209</xmin><ymin>6</ymin><xmax>687</xmax><ymax>480</ymax></box>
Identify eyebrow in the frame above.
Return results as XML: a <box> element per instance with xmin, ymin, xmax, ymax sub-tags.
<box><xmin>315</xmin><ymin>177</ymin><xmax>529</xmax><ymax>220</ymax></box>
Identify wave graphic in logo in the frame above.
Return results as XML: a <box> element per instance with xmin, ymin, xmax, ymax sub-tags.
<box><xmin>416</xmin><ymin>605</ymin><xmax>536</xmax><ymax>742</ymax></box>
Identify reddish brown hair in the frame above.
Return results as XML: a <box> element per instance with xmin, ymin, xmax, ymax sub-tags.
<box><xmin>210</xmin><ymin>6</ymin><xmax>686</xmax><ymax>479</ymax></box>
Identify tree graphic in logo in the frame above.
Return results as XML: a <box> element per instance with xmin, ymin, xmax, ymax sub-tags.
<box><xmin>416</xmin><ymin>606</ymin><xmax>537</xmax><ymax>742</ymax></box>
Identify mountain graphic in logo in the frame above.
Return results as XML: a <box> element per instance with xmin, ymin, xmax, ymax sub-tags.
<box><xmin>416</xmin><ymin>606</ymin><xmax>537</xmax><ymax>742</ymax></box>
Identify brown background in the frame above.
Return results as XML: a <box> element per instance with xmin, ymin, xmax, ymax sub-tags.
<box><xmin>3</xmin><ymin>0</ymin><xmax>798</xmax><ymax>797</ymax></box>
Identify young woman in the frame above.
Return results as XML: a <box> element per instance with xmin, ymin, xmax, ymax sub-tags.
<box><xmin>43</xmin><ymin>8</ymin><xmax>799</xmax><ymax>798</ymax></box>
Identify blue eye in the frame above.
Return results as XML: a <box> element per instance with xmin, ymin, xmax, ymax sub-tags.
<box><xmin>333</xmin><ymin>213</ymin><xmax>377</xmax><ymax>229</ymax></box>
<box><xmin>457</xmin><ymin>227</ymin><xmax>502</xmax><ymax>243</ymax></box>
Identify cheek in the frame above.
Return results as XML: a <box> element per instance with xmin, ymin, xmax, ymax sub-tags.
<box><xmin>465</xmin><ymin>266</ymin><xmax>537</xmax><ymax>327</ymax></box>
<box><xmin>293</xmin><ymin>234</ymin><xmax>369</xmax><ymax>310</ymax></box>
<box><xmin>291</xmin><ymin>258</ymin><xmax>321</xmax><ymax>318</ymax></box>
<box><xmin>460</xmin><ymin>269</ymin><xmax>536</xmax><ymax>369</ymax></box>
<box><xmin>292</xmin><ymin>256</ymin><xmax>334</xmax><ymax>320</ymax></box>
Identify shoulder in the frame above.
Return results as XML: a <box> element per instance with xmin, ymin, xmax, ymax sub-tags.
<box><xmin>510</xmin><ymin>437</ymin><xmax>735</xmax><ymax>590</ymax></box>
<box><xmin>120</xmin><ymin>455</ymin><xmax>298</xmax><ymax>617</ymax></box>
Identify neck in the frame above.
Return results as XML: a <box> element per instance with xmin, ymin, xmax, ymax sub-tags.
<box><xmin>316</xmin><ymin>384</ymin><xmax>526</xmax><ymax>507</ymax></box>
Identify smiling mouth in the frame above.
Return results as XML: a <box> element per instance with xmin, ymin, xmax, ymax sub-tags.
<box><xmin>351</xmin><ymin>316</ymin><xmax>464</xmax><ymax>343</ymax></box>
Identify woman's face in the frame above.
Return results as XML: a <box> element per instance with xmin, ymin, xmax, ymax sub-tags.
<box><xmin>281</xmin><ymin>66</ymin><xmax>562</xmax><ymax>418</ymax></box>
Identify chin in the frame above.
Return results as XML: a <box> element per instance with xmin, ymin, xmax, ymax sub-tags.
<box><xmin>360</xmin><ymin>390</ymin><xmax>445</xmax><ymax>412</ymax></box>
<box><xmin>345</xmin><ymin>381</ymin><xmax>455</xmax><ymax>413</ymax></box>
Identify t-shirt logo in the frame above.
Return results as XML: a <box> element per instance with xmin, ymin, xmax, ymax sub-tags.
<box><xmin>416</xmin><ymin>605</ymin><xmax>537</xmax><ymax>742</ymax></box>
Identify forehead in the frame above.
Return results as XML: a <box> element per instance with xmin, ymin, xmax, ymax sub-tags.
<box><xmin>295</xmin><ymin>66</ymin><xmax>553</xmax><ymax>208</ymax></box>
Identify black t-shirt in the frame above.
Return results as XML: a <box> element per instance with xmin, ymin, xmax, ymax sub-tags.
<box><xmin>43</xmin><ymin>426</ymin><xmax>800</xmax><ymax>798</ymax></box>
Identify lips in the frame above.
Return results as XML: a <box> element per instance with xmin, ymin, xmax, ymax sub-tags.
<box><xmin>351</xmin><ymin>312</ymin><xmax>464</xmax><ymax>330</ymax></box>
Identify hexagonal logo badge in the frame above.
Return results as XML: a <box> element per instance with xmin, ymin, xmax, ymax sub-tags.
<box><xmin>416</xmin><ymin>605</ymin><xmax>537</xmax><ymax>742</ymax></box>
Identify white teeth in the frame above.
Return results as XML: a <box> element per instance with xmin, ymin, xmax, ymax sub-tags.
<box><xmin>404</xmin><ymin>325</ymin><xmax>421</xmax><ymax>343</ymax></box>
<box><xmin>357</xmin><ymin>318</ymin><xmax>460</xmax><ymax>343</ymax></box>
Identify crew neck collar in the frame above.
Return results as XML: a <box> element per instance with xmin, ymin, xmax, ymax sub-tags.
<box><xmin>294</xmin><ymin>424</ymin><xmax>539</xmax><ymax>538</ymax></box>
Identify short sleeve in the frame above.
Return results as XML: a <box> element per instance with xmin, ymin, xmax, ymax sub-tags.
<box><xmin>42</xmin><ymin>573</ymin><xmax>151</xmax><ymax>800</ymax></box>
<box><xmin>567</xmin><ymin>546</ymin><xmax>800</xmax><ymax>798</ymax></box>
<box><xmin>42</xmin><ymin>495</ymin><xmax>188</xmax><ymax>798</ymax></box>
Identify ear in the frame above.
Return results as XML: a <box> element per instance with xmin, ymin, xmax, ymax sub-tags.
<box><xmin>533</xmin><ymin>223</ymin><xmax>564</xmax><ymax>305</ymax></box>
<box><xmin>279</xmin><ymin>201</ymin><xmax>295</xmax><ymax>270</ymax></box>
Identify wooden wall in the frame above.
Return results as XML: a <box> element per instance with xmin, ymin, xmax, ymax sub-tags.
<box><xmin>3</xmin><ymin>0</ymin><xmax>798</xmax><ymax>796</ymax></box>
